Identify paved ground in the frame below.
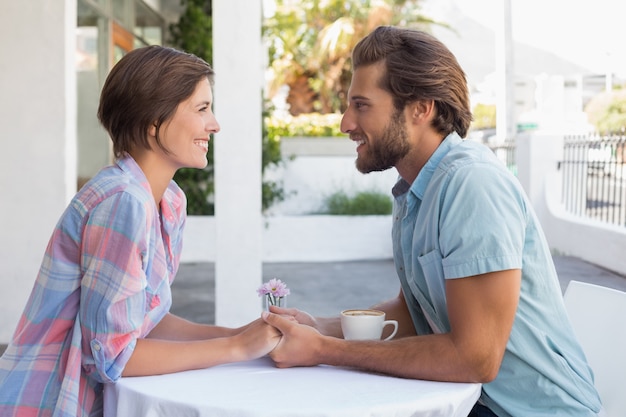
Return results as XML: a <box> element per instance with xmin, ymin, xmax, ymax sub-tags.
<box><xmin>169</xmin><ymin>255</ymin><xmax>626</xmax><ymax>324</ymax></box>
<box><xmin>2</xmin><ymin>255</ymin><xmax>625</xmax><ymax>356</ymax></box>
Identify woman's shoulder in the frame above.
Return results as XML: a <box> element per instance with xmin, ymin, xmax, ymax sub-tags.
<box><xmin>73</xmin><ymin>164</ymin><xmax>153</xmax><ymax>214</ymax></box>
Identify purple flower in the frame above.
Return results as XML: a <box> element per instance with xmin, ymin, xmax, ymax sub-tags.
<box><xmin>257</xmin><ymin>278</ymin><xmax>290</xmax><ymax>307</ymax></box>
<box><xmin>257</xmin><ymin>278</ymin><xmax>290</xmax><ymax>297</ymax></box>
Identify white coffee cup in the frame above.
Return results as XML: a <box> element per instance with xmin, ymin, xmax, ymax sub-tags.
<box><xmin>340</xmin><ymin>309</ymin><xmax>398</xmax><ymax>341</ymax></box>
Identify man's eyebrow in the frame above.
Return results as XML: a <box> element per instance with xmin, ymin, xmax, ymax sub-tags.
<box><xmin>349</xmin><ymin>95</ymin><xmax>370</xmax><ymax>101</ymax></box>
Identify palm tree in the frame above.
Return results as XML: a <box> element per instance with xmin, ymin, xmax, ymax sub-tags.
<box><xmin>263</xmin><ymin>0</ymin><xmax>444</xmax><ymax>115</ymax></box>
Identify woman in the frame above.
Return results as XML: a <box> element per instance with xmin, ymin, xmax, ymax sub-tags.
<box><xmin>0</xmin><ymin>46</ymin><xmax>281</xmax><ymax>417</ymax></box>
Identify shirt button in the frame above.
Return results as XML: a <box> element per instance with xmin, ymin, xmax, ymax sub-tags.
<box><xmin>93</xmin><ymin>344</ymin><xmax>101</xmax><ymax>351</ymax></box>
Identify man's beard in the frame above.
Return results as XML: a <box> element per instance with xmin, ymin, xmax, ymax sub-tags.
<box><xmin>355</xmin><ymin>109</ymin><xmax>410</xmax><ymax>174</ymax></box>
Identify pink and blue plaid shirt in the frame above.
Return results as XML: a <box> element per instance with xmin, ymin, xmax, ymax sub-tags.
<box><xmin>0</xmin><ymin>156</ymin><xmax>186</xmax><ymax>417</ymax></box>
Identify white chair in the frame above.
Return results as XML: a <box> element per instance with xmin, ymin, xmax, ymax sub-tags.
<box><xmin>563</xmin><ymin>280</ymin><xmax>626</xmax><ymax>417</ymax></box>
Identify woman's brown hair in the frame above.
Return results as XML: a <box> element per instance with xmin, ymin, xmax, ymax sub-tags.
<box><xmin>98</xmin><ymin>45</ymin><xmax>214</xmax><ymax>159</ymax></box>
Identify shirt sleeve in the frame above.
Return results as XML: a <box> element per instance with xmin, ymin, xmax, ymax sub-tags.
<box><xmin>78</xmin><ymin>191</ymin><xmax>152</xmax><ymax>383</ymax></box>
<box><xmin>438</xmin><ymin>162</ymin><xmax>528</xmax><ymax>279</ymax></box>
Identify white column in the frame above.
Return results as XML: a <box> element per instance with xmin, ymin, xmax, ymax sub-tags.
<box><xmin>535</xmin><ymin>74</ymin><xmax>566</xmax><ymax>132</ymax></box>
<box><xmin>213</xmin><ymin>0</ymin><xmax>264</xmax><ymax>326</ymax></box>
<box><xmin>0</xmin><ymin>0</ymin><xmax>77</xmax><ymax>343</ymax></box>
<box><xmin>495</xmin><ymin>0</ymin><xmax>515</xmax><ymax>142</ymax></box>
<box><xmin>604</xmin><ymin>52</ymin><xmax>613</xmax><ymax>93</ymax></box>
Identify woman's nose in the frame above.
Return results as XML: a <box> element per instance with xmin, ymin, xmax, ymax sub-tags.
<box><xmin>207</xmin><ymin>115</ymin><xmax>220</xmax><ymax>134</ymax></box>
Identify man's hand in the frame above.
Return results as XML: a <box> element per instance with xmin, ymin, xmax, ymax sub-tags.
<box><xmin>262</xmin><ymin>311</ymin><xmax>328</xmax><ymax>368</ymax></box>
<box><xmin>268</xmin><ymin>306</ymin><xmax>317</xmax><ymax>327</ymax></box>
<box><xmin>268</xmin><ymin>306</ymin><xmax>344</xmax><ymax>338</ymax></box>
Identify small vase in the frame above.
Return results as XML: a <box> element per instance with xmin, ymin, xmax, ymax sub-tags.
<box><xmin>264</xmin><ymin>295</ymin><xmax>287</xmax><ymax>311</ymax></box>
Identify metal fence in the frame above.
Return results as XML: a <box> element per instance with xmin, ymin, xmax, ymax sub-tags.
<box><xmin>489</xmin><ymin>140</ymin><xmax>517</xmax><ymax>176</ymax></box>
<box><xmin>560</xmin><ymin>133</ymin><xmax>626</xmax><ymax>227</ymax></box>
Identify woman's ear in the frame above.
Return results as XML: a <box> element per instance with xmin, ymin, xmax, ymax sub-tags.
<box><xmin>148</xmin><ymin>123</ymin><xmax>157</xmax><ymax>138</ymax></box>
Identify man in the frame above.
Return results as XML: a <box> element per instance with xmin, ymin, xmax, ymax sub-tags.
<box><xmin>263</xmin><ymin>26</ymin><xmax>602</xmax><ymax>416</ymax></box>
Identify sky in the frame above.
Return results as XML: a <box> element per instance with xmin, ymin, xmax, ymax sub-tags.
<box><xmin>264</xmin><ymin>0</ymin><xmax>624</xmax><ymax>77</ymax></box>
<box><xmin>435</xmin><ymin>0</ymin><xmax>625</xmax><ymax>76</ymax></box>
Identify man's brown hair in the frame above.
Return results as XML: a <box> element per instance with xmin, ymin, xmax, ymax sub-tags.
<box><xmin>352</xmin><ymin>26</ymin><xmax>472</xmax><ymax>138</ymax></box>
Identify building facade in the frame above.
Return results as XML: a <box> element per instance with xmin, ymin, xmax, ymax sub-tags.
<box><xmin>77</xmin><ymin>0</ymin><xmax>180</xmax><ymax>186</ymax></box>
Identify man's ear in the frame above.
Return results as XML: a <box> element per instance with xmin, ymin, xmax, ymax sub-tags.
<box><xmin>410</xmin><ymin>100</ymin><xmax>435</xmax><ymax>124</ymax></box>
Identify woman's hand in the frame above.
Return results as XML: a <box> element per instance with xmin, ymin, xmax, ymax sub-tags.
<box><xmin>232</xmin><ymin>318</ymin><xmax>283</xmax><ymax>361</ymax></box>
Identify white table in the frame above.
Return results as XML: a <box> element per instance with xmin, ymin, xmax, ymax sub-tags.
<box><xmin>104</xmin><ymin>356</ymin><xmax>481</xmax><ymax>417</ymax></box>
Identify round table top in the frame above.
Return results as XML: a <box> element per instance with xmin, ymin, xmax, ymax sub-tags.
<box><xmin>104</xmin><ymin>356</ymin><xmax>481</xmax><ymax>417</ymax></box>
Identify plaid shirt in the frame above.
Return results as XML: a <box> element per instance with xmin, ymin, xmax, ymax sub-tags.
<box><xmin>0</xmin><ymin>156</ymin><xmax>185</xmax><ymax>417</ymax></box>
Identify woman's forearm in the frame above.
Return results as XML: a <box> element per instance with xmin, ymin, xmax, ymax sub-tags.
<box><xmin>146</xmin><ymin>313</ymin><xmax>235</xmax><ymax>341</ymax></box>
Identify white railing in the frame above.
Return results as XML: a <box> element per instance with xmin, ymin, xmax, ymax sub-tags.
<box><xmin>561</xmin><ymin>133</ymin><xmax>626</xmax><ymax>227</ymax></box>
<box><xmin>517</xmin><ymin>132</ymin><xmax>626</xmax><ymax>276</ymax></box>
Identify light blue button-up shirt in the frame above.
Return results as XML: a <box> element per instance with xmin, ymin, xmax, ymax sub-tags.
<box><xmin>392</xmin><ymin>132</ymin><xmax>601</xmax><ymax>416</ymax></box>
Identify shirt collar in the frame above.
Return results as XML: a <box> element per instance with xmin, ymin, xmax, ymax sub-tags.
<box><xmin>116</xmin><ymin>155</ymin><xmax>185</xmax><ymax>226</ymax></box>
<box><xmin>116</xmin><ymin>155</ymin><xmax>153</xmax><ymax>196</ymax></box>
<box><xmin>409</xmin><ymin>132</ymin><xmax>462</xmax><ymax>199</ymax></box>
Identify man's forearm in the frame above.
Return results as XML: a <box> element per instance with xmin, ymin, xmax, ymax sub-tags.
<box><xmin>316</xmin><ymin>332</ymin><xmax>491</xmax><ymax>383</ymax></box>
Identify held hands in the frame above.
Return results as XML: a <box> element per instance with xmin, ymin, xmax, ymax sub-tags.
<box><xmin>261</xmin><ymin>310</ymin><xmax>325</xmax><ymax>368</ymax></box>
<box><xmin>233</xmin><ymin>318</ymin><xmax>282</xmax><ymax>361</ymax></box>
<box><xmin>229</xmin><ymin>308</ymin><xmax>303</xmax><ymax>362</ymax></box>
